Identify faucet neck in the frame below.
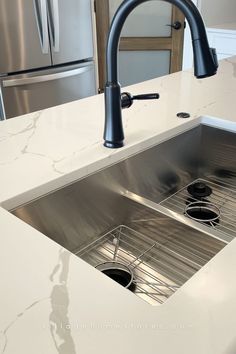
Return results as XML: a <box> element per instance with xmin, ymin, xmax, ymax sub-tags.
<box><xmin>106</xmin><ymin>0</ymin><xmax>209</xmax><ymax>84</ymax></box>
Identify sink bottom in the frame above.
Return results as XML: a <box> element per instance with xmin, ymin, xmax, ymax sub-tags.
<box><xmin>11</xmin><ymin>125</ymin><xmax>234</xmax><ymax>305</ymax></box>
<box><xmin>77</xmin><ymin>218</ymin><xmax>224</xmax><ymax>306</ymax></box>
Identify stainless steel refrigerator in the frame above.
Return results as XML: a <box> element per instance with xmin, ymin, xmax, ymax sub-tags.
<box><xmin>0</xmin><ymin>0</ymin><xmax>96</xmax><ymax>119</ymax></box>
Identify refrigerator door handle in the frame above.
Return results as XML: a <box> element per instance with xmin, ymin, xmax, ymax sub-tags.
<box><xmin>49</xmin><ymin>0</ymin><xmax>60</xmax><ymax>52</ymax></box>
<box><xmin>34</xmin><ymin>0</ymin><xmax>49</xmax><ymax>54</ymax></box>
<box><xmin>2</xmin><ymin>66</ymin><xmax>92</xmax><ymax>87</ymax></box>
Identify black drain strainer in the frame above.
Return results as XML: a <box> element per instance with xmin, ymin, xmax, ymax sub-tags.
<box><xmin>96</xmin><ymin>262</ymin><xmax>135</xmax><ymax>290</ymax></box>
<box><xmin>187</xmin><ymin>181</ymin><xmax>212</xmax><ymax>199</ymax></box>
<box><xmin>185</xmin><ymin>201</ymin><xmax>220</xmax><ymax>225</ymax></box>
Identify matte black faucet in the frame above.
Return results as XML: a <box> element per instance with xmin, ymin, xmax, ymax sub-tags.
<box><xmin>103</xmin><ymin>0</ymin><xmax>218</xmax><ymax>148</ymax></box>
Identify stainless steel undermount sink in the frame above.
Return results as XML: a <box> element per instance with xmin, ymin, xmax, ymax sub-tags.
<box><xmin>11</xmin><ymin>124</ymin><xmax>236</xmax><ymax>305</ymax></box>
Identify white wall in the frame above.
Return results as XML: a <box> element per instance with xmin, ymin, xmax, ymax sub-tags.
<box><xmin>200</xmin><ymin>0</ymin><xmax>236</xmax><ymax>27</ymax></box>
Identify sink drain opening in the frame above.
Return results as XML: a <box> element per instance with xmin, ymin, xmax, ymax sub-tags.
<box><xmin>96</xmin><ymin>262</ymin><xmax>135</xmax><ymax>290</ymax></box>
<box><xmin>185</xmin><ymin>202</ymin><xmax>220</xmax><ymax>225</ymax></box>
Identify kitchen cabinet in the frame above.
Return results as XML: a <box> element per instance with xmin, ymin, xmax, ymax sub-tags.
<box><xmin>206</xmin><ymin>23</ymin><xmax>236</xmax><ymax>60</ymax></box>
<box><xmin>183</xmin><ymin>0</ymin><xmax>236</xmax><ymax>69</ymax></box>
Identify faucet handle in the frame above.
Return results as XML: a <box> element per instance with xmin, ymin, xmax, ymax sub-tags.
<box><xmin>210</xmin><ymin>48</ymin><xmax>219</xmax><ymax>69</ymax></box>
<box><xmin>121</xmin><ymin>92</ymin><xmax>160</xmax><ymax>109</ymax></box>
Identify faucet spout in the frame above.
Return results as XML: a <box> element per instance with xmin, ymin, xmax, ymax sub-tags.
<box><xmin>104</xmin><ymin>0</ymin><xmax>218</xmax><ymax>148</ymax></box>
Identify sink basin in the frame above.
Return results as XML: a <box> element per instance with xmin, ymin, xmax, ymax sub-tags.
<box><xmin>11</xmin><ymin>124</ymin><xmax>236</xmax><ymax>305</ymax></box>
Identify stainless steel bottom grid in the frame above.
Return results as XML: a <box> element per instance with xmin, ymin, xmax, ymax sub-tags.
<box><xmin>160</xmin><ymin>178</ymin><xmax>236</xmax><ymax>239</ymax></box>
<box><xmin>76</xmin><ymin>223</ymin><xmax>223</xmax><ymax>306</ymax></box>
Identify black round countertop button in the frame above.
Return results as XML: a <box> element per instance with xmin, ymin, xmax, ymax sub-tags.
<box><xmin>177</xmin><ymin>112</ymin><xmax>191</xmax><ymax>118</ymax></box>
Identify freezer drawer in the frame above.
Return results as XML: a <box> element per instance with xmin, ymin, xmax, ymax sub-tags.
<box><xmin>0</xmin><ymin>0</ymin><xmax>52</xmax><ymax>74</ymax></box>
<box><xmin>0</xmin><ymin>63</ymin><xmax>96</xmax><ymax>119</ymax></box>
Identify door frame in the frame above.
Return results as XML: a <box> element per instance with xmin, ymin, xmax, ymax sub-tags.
<box><xmin>95</xmin><ymin>0</ymin><xmax>185</xmax><ymax>91</ymax></box>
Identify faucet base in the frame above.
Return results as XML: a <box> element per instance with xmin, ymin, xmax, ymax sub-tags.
<box><xmin>104</xmin><ymin>140</ymin><xmax>124</xmax><ymax>148</ymax></box>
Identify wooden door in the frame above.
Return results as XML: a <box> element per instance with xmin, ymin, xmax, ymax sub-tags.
<box><xmin>95</xmin><ymin>0</ymin><xmax>185</xmax><ymax>92</ymax></box>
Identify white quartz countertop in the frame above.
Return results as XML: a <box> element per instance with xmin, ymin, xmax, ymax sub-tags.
<box><xmin>1</xmin><ymin>57</ymin><xmax>236</xmax><ymax>354</ymax></box>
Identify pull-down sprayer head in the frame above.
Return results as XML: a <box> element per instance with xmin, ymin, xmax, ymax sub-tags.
<box><xmin>104</xmin><ymin>0</ymin><xmax>218</xmax><ymax>148</ymax></box>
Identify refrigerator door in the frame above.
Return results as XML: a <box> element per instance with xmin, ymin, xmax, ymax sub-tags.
<box><xmin>48</xmin><ymin>0</ymin><xmax>94</xmax><ymax>65</ymax></box>
<box><xmin>0</xmin><ymin>0</ymin><xmax>51</xmax><ymax>74</ymax></box>
<box><xmin>0</xmin><ymin>62</ymin><xmax>96</xmax><ymax>119</ymax></box>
